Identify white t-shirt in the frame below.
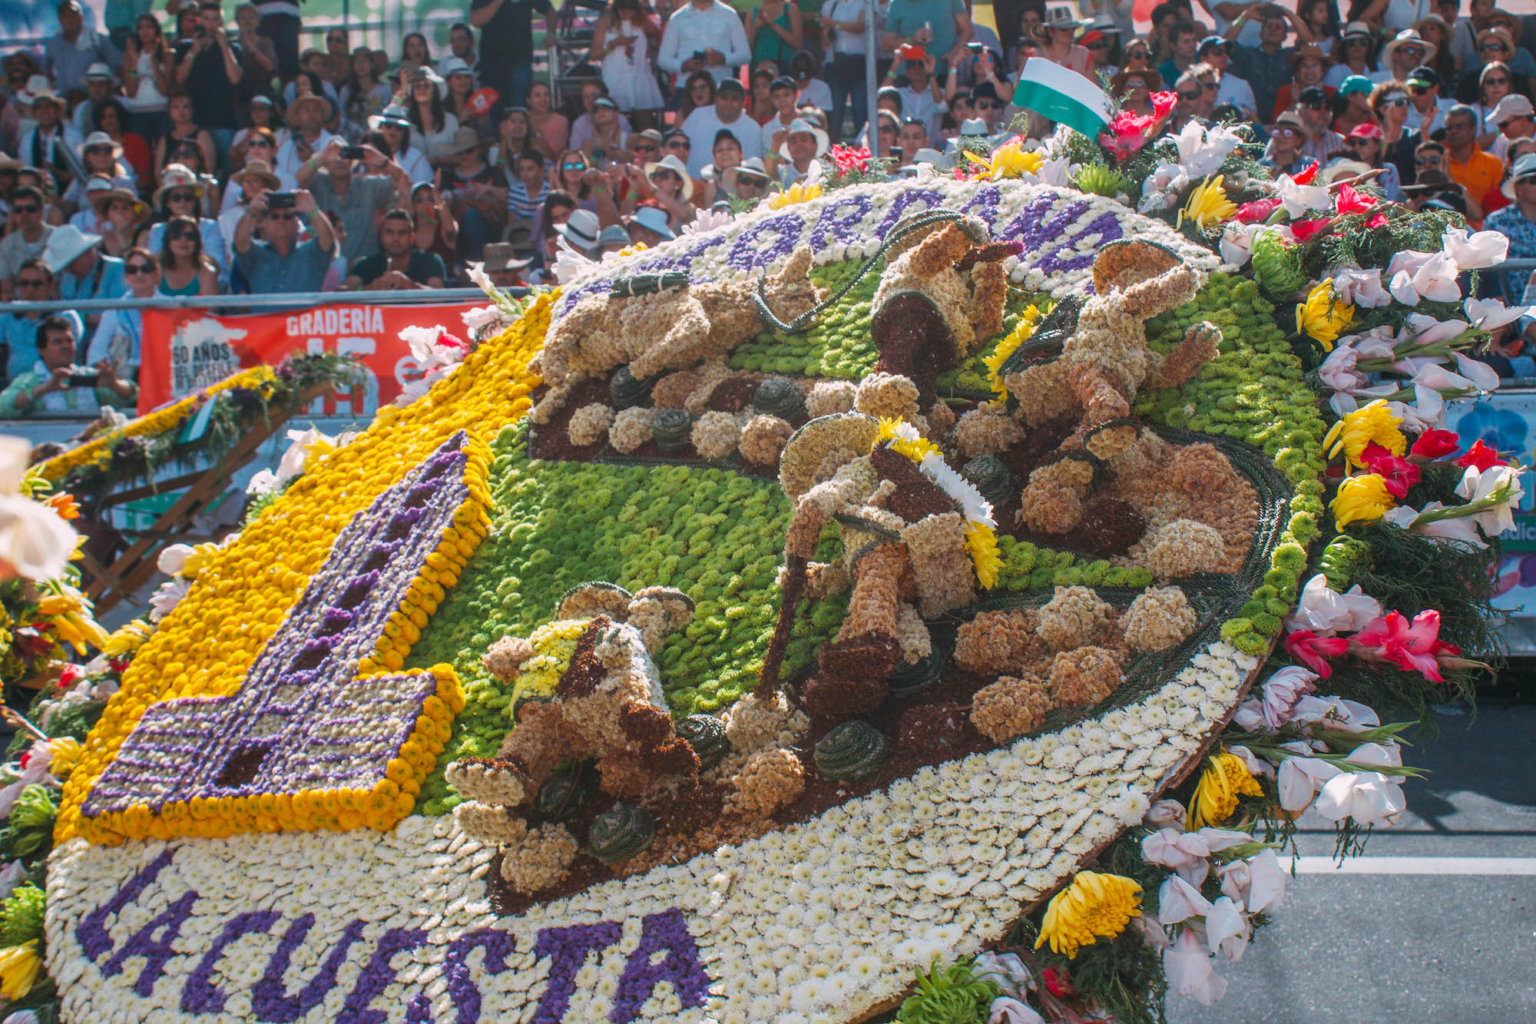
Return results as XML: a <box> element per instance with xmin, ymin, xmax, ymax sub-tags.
<box><xmin>798</xmin><ymin>77</ymin><xmax>833</xmax><ymax>112</ymax></box>
<box><xmin>760</xmin><ymin>111</ymin><xmax>796</xmax><ymax>154</ymax></box>
<box><xmin>680</xmin><ymin>106</ymin><xmax>763</xmax><ymax>174</ymax></box>
<box><xmin>898</xmin><ymin>83</ymin><xmax>946</xmax><ymax>140</ymax></box>
<box><xmin>823</xmin><ymin>0</ymin><xmax>867</xmax><ymax>55</ymax></box>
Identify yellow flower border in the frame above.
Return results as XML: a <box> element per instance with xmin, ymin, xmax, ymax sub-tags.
<box><xmin>36</xmin><ymin>365</ymin><xmax>280</xmax><ymax>482</ymax></box>
<box><xmin>57</xmin><ymin>296</ymin><xmax>555</xmax><ymax>844</ymax></box>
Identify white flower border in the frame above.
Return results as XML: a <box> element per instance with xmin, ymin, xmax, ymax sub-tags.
<box><xmin>46</xmin><ymin>641</ymin><xmax>1256</xmax><ymax>1024</ymax></box>
<box><xmin>556</xmin><ymin>179</ymin><xmax>1218</xmax><ymax>316</ymax></box>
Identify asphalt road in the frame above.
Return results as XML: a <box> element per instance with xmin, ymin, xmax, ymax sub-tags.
<box><xmin>1169</xmin><ymin>696</ymin><xmax>1536</xmax><ymax>1024</ymax></box>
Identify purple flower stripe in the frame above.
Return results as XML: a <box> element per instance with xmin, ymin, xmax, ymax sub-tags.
<box><xmin>445</xmin><ymin>929</ymin><xmax>520</xmax><ymax>1024</ymax></box>
<box><xmin>608</xmin><ymin>909</ymin><xmax>711</xmax><ymax>1024</ymax></box>
<box><xmin>1039</xmin><ymin>211</ymin><xmax>1125</xmax><ymax>274</ymax></box>
<box><xmin>727</xmin><ymin>213</ymin><xmax>806</xmax><ymax>272</ymax></box>
<box><xmin>76</xmin><ymin>849</ymin><xmax>176</xmax><ymax>960</ymax></box>
<box><xmin>100</xmin><ymin>890</ymin><xmax>200</xmax><ymax>997</ymax></box>
<box><xmin>531</xmin><ymin>920</ymin><xmax>623</xmax><ymax>1024</ymax></box>
<box><xmin>338</xmin><ymin>927</ymin><xmax>428</xmax><ymax>1024</ymax></box>
<box><xmin>181</xmin><ymin>909</ymin><xmax>280</xmax><ymax>1014</ymax></box>
<box><xmin>809</xmin><ymin>194</ymin><xmax>873</xmax><ymax>250</ymax></box>
<box><xmin>874</xmin><ymin>188</ymin><xmax>944</xmax><ymax>236</ymax></box>
<box><xmin>252</xmin><ymin>916</ymin><xmax>368</xmax><ymax>1023</ymax></box>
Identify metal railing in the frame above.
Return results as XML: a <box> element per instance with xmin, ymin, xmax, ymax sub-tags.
<box><xmin>1</xmin><ymin>286</ymin><xmax>529</xmax><ymax>316</ymax></box>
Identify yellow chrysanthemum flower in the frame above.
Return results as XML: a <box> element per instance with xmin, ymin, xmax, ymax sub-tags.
<box><xmin>1035</xmin><ymin>871</ymin><xmax>1143</xmax><ymax>958</ymax></box>
<box><xmin>0</xmin><ymin>941</ymin><xmax>41</xmax><ymax>1001</ymax></box>
<box><xmin>1295</xmin><ymin>280</ymin><xmax>1356</xmax><ymax>351</ymax></box>
<box><xmin>1176</xmin><ymin>175</ymin><xmax>1238</xmax><ymax>232</ymax></box>
<box><xmin>1330</xmin><ymin>472</ymin><xmax>1396</xmax><ymax>528</ymax></box>
<box><xmin>101</xmin><ymin>618</ymin><xmax>154</xmax><ymax>659</ymax></box>
<box><xmin>46</xmin><ymin>737</ymin><xmax>83</xmax><ymax>779</ymax></box>
<box><xmin>964</xmin><ymin>521</ymin><xmax>1002</xmax><ymax>590</ymax></box>
<box><xmin>36</xmin><ymin>585</ymin><xmax>108</xmax><ymax>654</ymax></box>
<box><xmin>766</xmin><ymin>181</ymin><xmax>823</xmax><ymax>209</ymax></box>
<box><xmin>1187</xmin><ymin>749</ymin><xmax>1265</xmax><ymax>829</ymax></box>
<box><xmin>876</xmin><ymin>418</ymin><xmax>939</xmax><ymax>463</ymax></box>
<box><xmin>1323</xmin><ymin>399</ymin><xmax>1407</xmax><ymax>467</ymax></box>
<box><xmin>982</xmin><ymin>305</ymin><xmax>1040</xmax><ymax>403</ymax></box>
<box><xmin>965</xmin><ymin>140</ymin><xmax>1043</xmax><ymax>180</ymax></box>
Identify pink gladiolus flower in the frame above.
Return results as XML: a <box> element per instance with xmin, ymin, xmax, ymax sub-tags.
<box><xmin>1365</xmin><ymin>212</ymin><xmax>1387</xmax><ymax>228</ymax></box>
<box><xmin>1290</xmin><ymin>217</ymin><xmax>1332</xmax><ymax>242</ymax></box>
<box><xmin>1236</xmin><ymin>197</ymin><xmax>1281</xmax><ymax>223</ymax></box>
<box><xmin>1410</xmin><ymin>429</ymin><xmax>1460</xmax><ymax>459</ymax></box>
<box><xmin>1361</xmin><ymin>442</ymin><xmax>1422</xmax><ymax>498</ymax></box>
<box><xmin>1151</xmin><ymin>90</ymin><xmax>1178</xmax><ymax>118</ymax></box>
<box><xmin>1285</xmin><ymin>630</ymin><xmax>1349</xmax><ymax>677</ymax></box>
<box><xmin>1353</xmin><ymin>609</ymin><xmax>1459</xmax><ymax>682</ymax></box>
<box><xmin>829</xmin><ymin>143</ymin><xmax>872</xmax><ymax>171</ymax></box>
<box><xmin>1336</xmin><ymin>183</ymin><xmax>1377</xmax><ymax>215</ymax></box>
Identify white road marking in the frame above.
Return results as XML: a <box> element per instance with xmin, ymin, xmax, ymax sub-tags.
<box><xmin>1292</xmin><ymin>856</ymin><xmax>1536</xmax><ymax>876</ymax></box>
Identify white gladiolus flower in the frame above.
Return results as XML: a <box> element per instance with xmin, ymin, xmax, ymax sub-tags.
<box><xmin>1286</xmin><ymin>576</ymin><xmax>1382</xmax><ymax>635</ymax></box>
<box><xmin>0</xmin><ymin>436</ymin><xmax>75</xmax><ymax>583</ymax></box>
<box><xmin>1442</xmin><ymin>227</ymin><xmax>1508</xmax><ymax>269</ymax></box>
<box><xmin>1158</xmin><ymin>875</ymin><xmax>1214</xmax><ymax>924</ymax></box>
<box><xmin>1312</xmin><ymin>770</ymin><xmax>1407</xmax><ymax>826</ymax></box>
<box><xmin>1164</xmin><ymin>927</ymin><xmax>1227</xmax><ymax>1005</ymax></box>
<box><xmin>1203</xmin><ymin>896</ymin><xmax>1250</xmax><ymax>960</ymax></box>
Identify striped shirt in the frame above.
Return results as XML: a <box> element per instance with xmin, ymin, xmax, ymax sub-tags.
<box><xmin>508</xmin><ymin>180</ymin><xmax>550</xmax><ymax>221</ymax></box>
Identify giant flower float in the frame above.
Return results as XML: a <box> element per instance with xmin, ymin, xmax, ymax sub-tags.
<box><xmin>16</xmin><ymin>130</ymin><xmax>1516</xmax><ymax>1024</ymax></box>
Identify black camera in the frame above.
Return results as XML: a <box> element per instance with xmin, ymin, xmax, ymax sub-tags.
<box><xmin>340</xmin><ymin>145</ymin><xmax>366</xmax><ymax>160</ymax></box>
<box><xmin>67</xmin><ymin>368</ymin><xmax>99</xmax><ymax>388</ymax></box>
<box><xmin>266</xmin><ymin>191</ymin><xmax>296</xmax><ymax>209</ymax></box>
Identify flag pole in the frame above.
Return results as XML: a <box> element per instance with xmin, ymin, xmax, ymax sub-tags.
<box><xmin>865</xmin><ymin>0</ymin><xmax>879</xmax><ymax>156</ymax></box>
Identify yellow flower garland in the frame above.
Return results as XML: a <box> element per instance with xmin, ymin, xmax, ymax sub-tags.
<box><xmin>36</xmin><ymin>365</ymin><xmax>279</xmax><ymax>482</ymax></box>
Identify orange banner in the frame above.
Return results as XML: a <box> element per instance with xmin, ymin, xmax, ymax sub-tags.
<box><xmin>138</xmin><ymin>303</ymin><xmax>478</xmax><ymax>416</ymax></box>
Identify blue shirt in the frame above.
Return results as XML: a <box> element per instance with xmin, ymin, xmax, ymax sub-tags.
<box><xmin>85</xmin><ymin>302</ymin><xmax>143</xmax><ymax>381</ymax></box>
<box><xmin>1486</xmin><ymin>204</ymin><xmax>1536</xmax><ymax>300</ymax></box>
<box><xmin>0</xmin><ymin>311</ymin><xmax>85</xmax><ymax>385</ymax></box>
<box><xmin>58</xmin><ymin>254</ymin><xmax>126</xmax><ymax>305</ymax></box>
<box><xmin>236</xmin><ymin>237</ymin><xmax>334</xmax><ymax>294</ymax></box>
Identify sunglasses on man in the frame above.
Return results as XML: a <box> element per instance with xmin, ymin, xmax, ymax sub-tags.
<box><xmin>11</xmin><ymin>203</ymin><xmax>40</xmax><ymax>214</ymax></box>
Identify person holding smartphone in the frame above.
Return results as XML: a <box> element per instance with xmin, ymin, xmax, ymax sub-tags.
<box><xmin>0</xmin><ymin>314</ymin><xmax>135</xmax><ymax>418</ymax></box>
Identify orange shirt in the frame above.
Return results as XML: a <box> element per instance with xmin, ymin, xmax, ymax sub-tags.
<box><xmin>1447</xmin><ymin>148</ymin><xmax>1504</xmax><ymax>226</ymax></box>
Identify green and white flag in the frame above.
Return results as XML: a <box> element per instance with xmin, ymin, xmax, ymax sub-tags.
<box><xmin>1011</xmin><ymin>58</ymin><xmax>1114</xmax><ymax>139</ymax></box>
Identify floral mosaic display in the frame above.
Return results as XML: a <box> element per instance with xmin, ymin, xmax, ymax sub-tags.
<box><xmin>32</xmin><ymin>165</ymin><xmax>1515</xmax><ymax>1024</ymax></box>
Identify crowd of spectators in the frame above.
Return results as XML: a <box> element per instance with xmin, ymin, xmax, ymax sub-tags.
<box><xmin>5</xmin><ymin>0</ymin><xmax>1536</xmax><ymax>414</ymax></box>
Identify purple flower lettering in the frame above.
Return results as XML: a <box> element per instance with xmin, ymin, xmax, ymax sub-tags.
<box><xmin>337</xmin><ymin>927</ymin><xmax>427</xmax><ymax>1024</ymax></box>
<box><xmin>531</xmin><ymin>920</ymin><xmax>622</xmax><ymax>1024</ymax></box>
<box><xmin>252</xmin><ymin>916</ymin><xmax>368</xmax><ymax>1023</ymax></box>
<box><xmin>181</xmin><ymin>910</ymin><xmax>280</xmax><ymax>1013</ymax></box>
<box><xmin>77</xmin><ymin>849</ymin><xmax>175</xmax><ymax>960</ymax></box>
<box><xmin>875</xmin><ymin>188</ymin><xmax>944</xmax><ymax>236</ymax></box>
<box><xmin>1039</xmin><ymin>211</ymin><xmax>1125</xmax><ymax>274</ymax></box>
<box><xmin>727</xmin><ymin>213</ymin><xmax>804</xmax><ymax>271</ymax></box>
<box><xmin>608</xmin><ymin>909</ymin><xmax>710</xmax><ymax>1023</ymax></box>
<box><xmin>957</xmin><ymin>184</ymin><xmax>1002</xmax><ymax>227</ymax></box>
<box><xmin>444</xmin><ymin>928</ymin><xmax>520</xmax><ymax>1024</ymax></box>
<box><xmin>809</xmin><ymin>194</ymin><xmax>873</xmax><ymax>250</ymax></box>
<box><xmin>100</xmin><ymin>890</ymin><xmax>200</xmax><ymax>997</ymax></box>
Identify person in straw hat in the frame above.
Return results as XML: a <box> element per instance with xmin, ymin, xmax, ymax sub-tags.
<box><xmin>719</xmin><ymin>156</ymin><xmax>772</xmax><ymax>203</ymax></box>
<box><xmin>1381</xmin><ymin>28</ymin><xmax>1436</xmax><ymax>83</ymax></box>
<box><xmin>77</xmin><ymin>176</ymin><xmax>147</xmax><ymax>257</ymax></box>
<box><xmin>275</xmin><ymin>92</ymin><xmax>336</xmax><ymax>189</ymax></box>
<box><xmin>1269</xmin><ymin>42</ymin><xmax>1332</xmax><ymax>120</ymax></box>
<box><xmin>16</xmin><ymin>77</ymin><xmax>84</xmax><ymax>186</ymax></box>
<box><xmin>217</xmin><ymin>159</ymin><xmax>281</xmax><ymax>264</ymax></box>
<box><xmin>149</xmin><ymin>162</ymin><xmax>229</xmax><ymax>280</ymax></box>
<box><xmin>642</xmin><ymin>152</ymin><xmax>697</xmax><ymax>230</ymax></box>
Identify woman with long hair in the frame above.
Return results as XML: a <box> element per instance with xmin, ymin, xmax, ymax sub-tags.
<box><xmin>1298</xmin><ymin>0</ymin><xmax>1342</xmax><ymax>47</ymax></box>
<box><xmin>678</xmin><ymin>70</ymin><xmax>716</xmax><ymax>124</ymax></box>
<box><xmin>536</xmin><ymin>189</ymin><xmax>578</xmax><ymax>272</ymax></box>
<box><xmin>553</xmin><ymin>149</ymin><xmax>597</xmax><ymax>209</ymax></box>
<box><xmin>122</xmin><ymin>13</ymin><xmax>172</xmax><ymax>142</ymax></box>
<box><xmin>407</xmin><ymin>72</ymin><xmax>459</xmax><ymax>160</ymax></box>
<box><xmin>748</xmin><ymin>66</ymin><xmax>776</xmax><ymax>123</ymax></box>
<box><xmin>1370</xmin><ymin>79</ymin><xmax>1420</xmax><ymax>185</ymax></box>
<box><xmin>158</xmin><ymin>214</ymin><xmax>220</xmax><ymax>296</ymax></box>
<box><xmin>592</xmin><ymin>0</ymin><xmax>665</xmax><ymax>128</ymax></box>
<box><xmin>153</xmin><ymin>92</ymin><xmax>216</xmax><ymax>180</ymax></box>
<box><xmin>400</xmin><ymin>32</ymin><xmax>433</xmax><ymax>76</ymax></box>
<box><xmin>340</xmin><ymin>46</ymin><xmax>392</xmax><ymax>139</ymax></box>
<box><xmin>1472</xmin><ymin>61</ymin><xmax>1515</xmax><ymax>149</ymax></box>
<box><xmin>525</xmin><ymin>80</ymin><xmax>569</xmax><ymax>161</ymax></box>
<box><xmin>93</xmin><ymin>99</ymin><xmax>152</xmax><ymax>184</ymax></box>
<box><xmin>495</xmin><ymin>107</ymin><xmax>535</xmax><ymax>167</ymax></box>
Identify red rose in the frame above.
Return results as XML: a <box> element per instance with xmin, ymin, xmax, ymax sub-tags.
<box><xmin>1455</xmin><ymin>439</ymin><xmax>1501</xmax><ymax>471</ymax></box>
<box><xmin>1410</xmin><ymin>429</ymin><xmax>1460</xmax><ymax>460</ymax></box>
